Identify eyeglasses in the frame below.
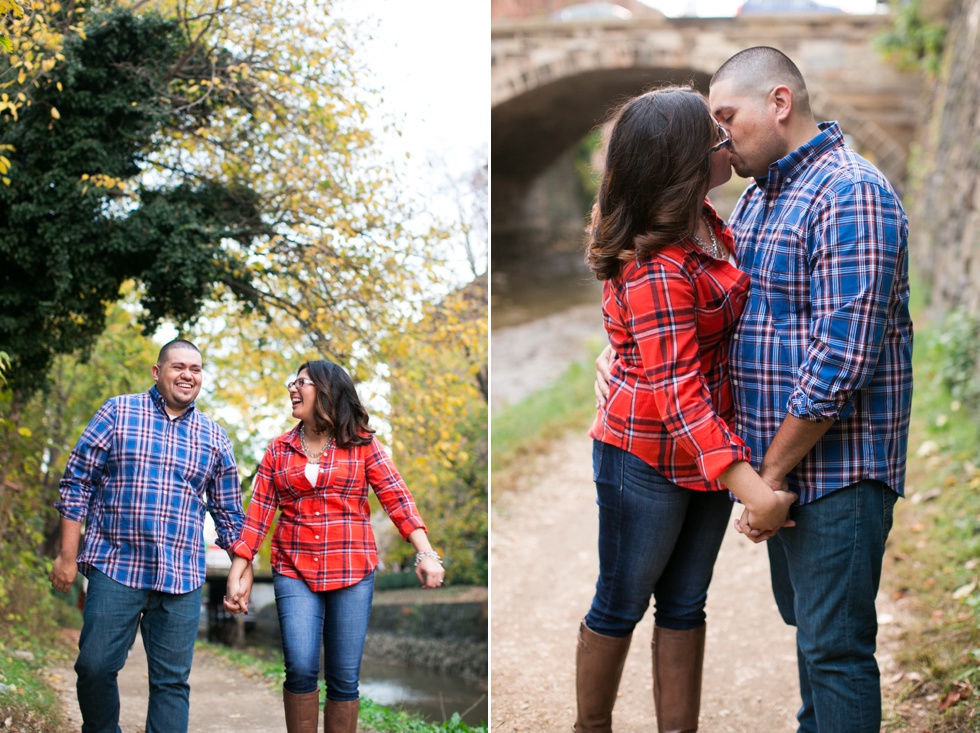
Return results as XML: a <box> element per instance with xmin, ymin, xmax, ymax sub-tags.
<box><xmin>709</xmin><ymin>123</ymin><xmax>731</xmax><ymax>154</ymax></box>
<box><xmin>286</xmin><ymin>378</ymin><xmax>316</xmax><ymax>391</ymax></box>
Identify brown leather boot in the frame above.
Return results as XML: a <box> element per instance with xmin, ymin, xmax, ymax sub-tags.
<box><xmin>652</xmin><ymin>625</ymin><xmax>706</xmax><ymax>733</ymax></box>
<box><xmin>324</xmin><ymin>698</ymin><xmax>359</xmax><ymax>733</ymax></box>
<box><xmin>283</xmin><ymin>688</ymin><xmax>320</xmax><ymax>733</ymax></box>
<box><xmin>573</xmin><ymin>621</ymin><xmax>633</xmax><ymax>732</ymax></box>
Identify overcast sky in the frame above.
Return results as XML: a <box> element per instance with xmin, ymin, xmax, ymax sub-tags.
<box><xmin>339</xmin><ymin>0</ymin><xmax>489</xmax><ymax>183</ymax></box>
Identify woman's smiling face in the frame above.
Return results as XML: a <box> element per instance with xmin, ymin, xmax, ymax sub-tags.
<box><xmin>288</xmin><ymin>368</ymin><xmax>318</xmax><ymax>424</ymax></box>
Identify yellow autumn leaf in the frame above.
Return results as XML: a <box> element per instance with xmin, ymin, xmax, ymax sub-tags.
<box><xmin>50</xmin><ymin>106</ymin><xmax>59</xmax><ymax>119</ymax></box>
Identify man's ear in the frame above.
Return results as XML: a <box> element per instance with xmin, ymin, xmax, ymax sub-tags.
<box><xmin>770</xmin><ymin>84</ymin><xmax>794</xmax><ymax>123</ymax></box>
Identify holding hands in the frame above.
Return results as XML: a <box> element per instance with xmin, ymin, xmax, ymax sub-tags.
<box><xmin>223</xmin><ymin>556</ymin><xmax>254</xmax><ymax>615</ymax></box>
<box><xmin>735</xmin><ymin>471</ymin><xmax>796</xmax><ymax>543</ymax></box>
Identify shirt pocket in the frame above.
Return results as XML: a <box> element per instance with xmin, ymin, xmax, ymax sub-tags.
<box><xmin>758</xmin><ymin>226</ymin><xmax>809</xmax><ymax>335</ymax></box>
<box><xmin>694</xmin><ymin>266</ymin><xmax>749</xmax><ymax>349</ymax></box>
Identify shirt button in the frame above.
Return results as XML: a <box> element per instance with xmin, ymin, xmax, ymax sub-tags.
<box><xmin>314</xmin><ymin>557</ymin><xmax>318</xmax><ymax>562</ymax></box>
<box><xmin>314</xmin><ymin>535</ymin><xmax>320</xmax><ymax>540</ymax></box>
<box><xmin>786</xmin><ymin>177</ymin><xmax>792</xmax><ymax>183</ymax></box>
<box><xmin>315</xmin><ymin>512</ymin><xmax>320</xmax><ymax>516</ymax></box>
<box><xmin>768</xmin><ymin>201</ymin><xmax>775</xmax><ymax>208</ymax></box>
<box><xmin>733</xmin><ymin>334</ymin><xmax>739</xmax><ymax>340</ymax></box>
<box><xmin>732</xmin><ymin>379</ymin><xmax>739</xmax><ymax>386</ymax></box>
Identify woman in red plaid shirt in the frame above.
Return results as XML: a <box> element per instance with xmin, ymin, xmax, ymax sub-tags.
<box><xmin>575</xmin><ymin>87</ymin><xmax>796</xmax><ymax>733</ymax></box>
<box><xmin>223</xmin><ymin>360</ymin><xmax>444</xmax><ymax>733</ymax></box>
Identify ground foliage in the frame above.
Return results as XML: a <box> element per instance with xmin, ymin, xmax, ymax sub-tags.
<box><xmin>880</xmin><ymin>312</ymin><xmax>980</xmax><ymax>731</ymax></box>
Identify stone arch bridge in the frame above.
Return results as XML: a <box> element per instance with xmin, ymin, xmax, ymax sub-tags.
<box><xmin>491</xmin><ymin>14</ymin><xmax>924</xmax><ymax>280</ymax></box>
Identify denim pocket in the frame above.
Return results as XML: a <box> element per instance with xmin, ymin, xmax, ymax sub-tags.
<box><xmin>592</xmin><ymin>440</ymin><xmax>604</xmax><ymax>483</ymax></box>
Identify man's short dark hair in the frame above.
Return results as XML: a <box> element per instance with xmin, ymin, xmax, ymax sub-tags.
<box><xmin>157</xmin><ymin>339</ymin><xmax>201</xmax><ymax>366</ymax></box>
<box><xmin>711</xmin><ymin>46</ymin><xmax>812</xmax><ymax>116</ymax></box>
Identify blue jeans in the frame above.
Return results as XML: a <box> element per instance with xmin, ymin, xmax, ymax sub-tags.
<box><xmin>75</xmin><ymin>568</ymin><xmax>201</xmax><ymax>733</ymax></box>
<box><xmin>767</xmin><ymin>480</ymin><xmax>898</xmax><ymax>733</ymax></box>
<box><xmin>585</xmin><ymin>441</ymin><xmax>733</xmax><ymax>636</ymax></box>
<box><xmin>273</xmin><ymin>570</ymin><xmax>375</xmax><ymax>700</ymax></box>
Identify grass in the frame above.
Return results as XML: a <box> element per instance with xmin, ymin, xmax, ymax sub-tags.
<box><xmin>490</xmin><ymin>345</ymin><xmax>602</xmax><ymax>494</ymax></box>
<box><xmin>0</xmin><ymin>622</ymin><xmax>79</xmax><ymax>733</ymax></box>
<box><xmin>878</xmin><ymin>322</ymin><xmax>980</xmax><ymax>731</ymax></box>
<box><xmin>201</xmin><ymin>641</ymin><xmax>488</xmax><ymax>733</ymax></box>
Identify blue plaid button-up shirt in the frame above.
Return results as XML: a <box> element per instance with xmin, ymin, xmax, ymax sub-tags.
<box><xmin>729</xmin><ymin>122</ymin><xmax>913</xmax><ymax>505</ymax></box>
<box><xmin>56</xmin><ymin>387</ymin><xmax>244</xmax><ymax>593</ymax></box>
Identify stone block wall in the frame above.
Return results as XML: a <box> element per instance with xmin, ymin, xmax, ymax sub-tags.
<box><xmin>910</xmin><ymin>0</ymin><xmax>980</xmax><ymax>316</ymax></box>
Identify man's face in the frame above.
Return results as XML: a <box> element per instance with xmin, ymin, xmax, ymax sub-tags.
<box><xmin>709</xmin><ymin>78</ymin><xmax>782</xmax><ymax>180</ymax></box>
<box><xmin>152</xmin><ymin>347</ymin><xmax>203</xmax><ymax>413</ymax></box>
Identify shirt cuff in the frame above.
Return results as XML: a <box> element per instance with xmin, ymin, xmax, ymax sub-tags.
<box><xmin>787</xmin><ymin>389</ymin><xmax>854</xmax><ymax>422</ymax></box>
<box><xmin>698</xmin><ymin>443</ymin><xmax>751</xmax><ymax>482</ymax></box>
<box><xmin>54</xmin><ymin>501</ymin><xmax>87</xmax><ymax>523</ymax></box>
<box><xmin>229</xmin><ymin>540</ymin><xmax>254</xmax><ymax>563</ymax></box>
<box><xmin>396</xmin><ymin>516</ymin><xmax>427</xmax><ymax>541</ymax></box>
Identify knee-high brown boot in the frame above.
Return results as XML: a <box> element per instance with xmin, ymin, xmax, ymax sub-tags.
<box><xmin>283</xmin><ymin>688</ymin><xmax>320</xmax><ymax>733</ymax></box>
<box><xmin>324</xmin><ymin>698</ymin><xmax>359</xmax><ymax>733</ymax></box>
<box><xmin>652</xmin><ymin>625</ymin><xmax>706</xmax><ymax>733</ymax></box>
<box><xmin>573</xmin><ymin>621</ymin><xmax>633</xmax><ymax>733</ymax></box>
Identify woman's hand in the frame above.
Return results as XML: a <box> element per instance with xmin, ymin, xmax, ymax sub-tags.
<box><xmin>416</xmin><ymin>555</ymin><xmax>445</xmax><ymax>589</ymax></box>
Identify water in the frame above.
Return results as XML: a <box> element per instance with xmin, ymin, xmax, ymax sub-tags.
<box><xmin>359</xmin><ymin>658</ymin><xmax>488</xmax><ymax>727</ymax></box>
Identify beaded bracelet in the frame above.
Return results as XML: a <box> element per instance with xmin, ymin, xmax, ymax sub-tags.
<box><xmin>414</xmin><ymin>550</ymin><xmax>442</xmax><ymax>567</ymax></box>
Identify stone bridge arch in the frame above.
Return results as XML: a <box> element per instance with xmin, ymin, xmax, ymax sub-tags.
<box><xmin>491</xmin><ymin>15</ymin><xmax>923</xmax><ymax>279</ymax></box>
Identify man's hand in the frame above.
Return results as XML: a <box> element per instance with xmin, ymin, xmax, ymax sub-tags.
<box><xmin>594</xmin><ymin>344</ymin><xmax>615</xmax><ymax>407</ymax></box>
<box><xmin>50</xmin><ymin>554</ymin><xmax>78</xmax><ymax>594</ymax></box>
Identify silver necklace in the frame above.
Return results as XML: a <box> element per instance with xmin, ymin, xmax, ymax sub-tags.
<box><xmin>299</xmin><ymin>424</ymin><xmax>329</xmax><ymax>464</ymax></box>
<box><xmin>690</xmin><ymin>215</ymin><xmax>726</xmax><ymax>259</ymax></box>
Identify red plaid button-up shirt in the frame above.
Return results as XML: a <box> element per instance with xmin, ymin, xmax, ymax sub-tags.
<box><xmin>231</xmin><ymin>426</ymin><xmax>426</xmax><ymax>591</ymax></box>
<box><xmin>590</xmin><ymin>205</ymin><xmax>752</xmax><ymax>491</ymax></box>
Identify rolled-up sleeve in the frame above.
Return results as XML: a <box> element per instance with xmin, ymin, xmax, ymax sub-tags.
<box><xmin>788</xmin><ymin>181</ymin><xmax>907</xmax><ymax>421</ymax></box>
<box><xmin>55</xmin><ymin>399</ymin><xmax>116</xmax><ymax>521</ymax></box>
<box><xmin>366</xmin><ymin>438</ymin><xmax>426</xmax><ymax>539</ymax></box>
<box><xmin>206</xmin><ymin>430</ymin><xmax>244</xmax><ymax>550</ymax></box>
<box><xmin>230</xmin><ymin>444</ymin><xmax>280</xmax><ymax>562</ymax></box>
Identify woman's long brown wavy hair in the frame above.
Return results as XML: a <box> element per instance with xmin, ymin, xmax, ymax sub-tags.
<box><xmin>296</xmin><ymin>360</ymin><xmax>375</xmax><ymax>449</ymax></box>
<box><xmin>585</xmin><ymin>86</ymin><xmax>717</xmax><ymax>281</ymax></box>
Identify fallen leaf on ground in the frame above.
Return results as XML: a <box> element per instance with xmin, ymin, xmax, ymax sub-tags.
<box><xmin>938</xmin><ymin>682</ymin><xmax>972</xmax><ymax>712</ymax></box>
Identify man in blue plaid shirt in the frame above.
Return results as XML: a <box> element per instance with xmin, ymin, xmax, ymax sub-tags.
<box><xmin>50</xmin><ymin>338</ymin><xmax>247</xmax><ymax>733</ymax></box>
<box><xmin>711</xmin><ymin>48</ymin><xmax>912</xmax><ymax>732</ymax></box>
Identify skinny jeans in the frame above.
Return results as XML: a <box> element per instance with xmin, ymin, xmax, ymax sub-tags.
<box><xmin>585</xmin><ymin>441</ymin><xmax>733</xmax><ymax>637</ymax></box>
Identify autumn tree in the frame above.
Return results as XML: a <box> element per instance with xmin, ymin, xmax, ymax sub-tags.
<box><xmin>379</xmin><ymin>271</ymin><xmax>488</xmax><ymax>585</ymax></box>
<box><xmin>0</xmin><ymin>6</ymin><xmax>266</xmax><ymax>399</ymax></box>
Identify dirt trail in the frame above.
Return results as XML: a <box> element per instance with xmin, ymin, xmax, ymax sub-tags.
<box><xmin>489</xmin><ymin>309</ymin><xmax>906</xmax><ymax>732</ymax></box>
<box><xmin>50</xmin><ymin>629</ymin><xmax>288</xmax><ymax>732</ymax></box>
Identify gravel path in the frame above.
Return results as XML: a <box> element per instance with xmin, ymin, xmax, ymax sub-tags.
<box><xmin>50</xmin><ymin>629</ymin><xmax>288</xmax><ymax>732</ymax></box>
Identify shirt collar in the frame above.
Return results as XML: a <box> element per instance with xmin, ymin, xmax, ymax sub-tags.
<box><xmin>755</xmin><ymin>121</ymin><xmax>844</xmax><ymax>189</ymax></box>
<box><xmin>284</xmin><ymin>424</ymin><xmax>305</xmax><ymax>453</ymax></box>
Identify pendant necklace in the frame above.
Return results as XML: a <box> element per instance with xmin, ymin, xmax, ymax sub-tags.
<box><xmin>299</xmin><ymin>424</ymin><xmax>329</xmax><ymax>464</ymax></box>
<box><xmin>690</xmin><ymin>215</ymin><xmax>727</xmax><ymax>259</ymax></box>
